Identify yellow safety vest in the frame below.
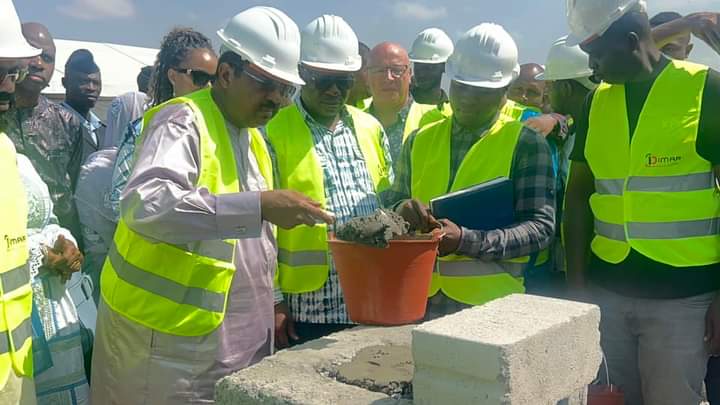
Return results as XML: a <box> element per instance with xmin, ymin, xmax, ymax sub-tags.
<box><xmin>414</xmin><ymin>99</ymin><xmax>534</xmax><ymax>139</ymax></box>
<box><xmin>354</xmin><ymin>97</ymin><xmax>373</xmax><ymax>111</ymax></box>
<box><xmin>411</xmin><ymin>115</ymin><xmax>548</xmax><ymax>306</ymax></box>
<box><xmin>266</xmin><ymin>104</ymin><xmax>392</xmax><ymax>293</ymax></box>
<box><xmin>0</xmin><ymin>133</ymin><xmax>33</xmax><ymax>387</ymax></box>
<box><xmin>100</xmin><ymin>88</ymin><xmax>273</xmax><ymax>336</ymax></box>
<box><xmin>586</xmin><ymin>60</ymin><xmax>720</xmax><ymax>266</ymax></box>
<box><xmin>403</xmin><ymin>102</ymin><xmax>452</xmax><ymax>142</ymax></box>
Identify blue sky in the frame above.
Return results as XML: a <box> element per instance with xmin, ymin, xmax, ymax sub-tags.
<box><xmin>15</xmin><ymin>0</ymin><xmax>720</xmax><ymax>69</ymax></box>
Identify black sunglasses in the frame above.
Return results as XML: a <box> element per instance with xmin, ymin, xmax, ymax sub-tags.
<box><xmin>0</xmin><ymin>67</ymin><xmax>28</xmax><ymax>84</ymax></box>
<box><xmin>174</xmin><ymin>68</ymin><xmax>215</xmax><ymax>87</ymax></box>
<box><xmin>303</xmin><ymin>69</ymin><xmax>355</xmax><ymax>92</ymax></box>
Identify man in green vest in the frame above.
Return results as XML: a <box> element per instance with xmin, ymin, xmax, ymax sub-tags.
<box><xmin>564</xmin><ymin>0</ymin><xmax>720</xmax><ymax>403</ymax></box>
<box><xmin>89</xmin><ymin>7</ymin><xmax>333</xmax><ymax>404</ymax></box>
<box><xmin>385</xmin><ymin>22</ymin><xmax>555</xmax><ymax>319</ymax></box>
<box><xmin>267</xmin><ymin>15</ymin><xmax>393</xmax><ymax>348</ymax></box>
<box><xmin>0</xmin><ymin>1</ymin><xmax>41</xmax><ymax>404</ymax></box>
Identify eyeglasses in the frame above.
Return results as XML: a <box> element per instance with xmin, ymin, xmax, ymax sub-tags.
<box><xmin>0</xmin><ymin>67</ymin><xmax>28</xmax><ymax>84</ymax></box>
<box><xmin>303</xmin><ymin>71</ymin><xmax>355</xmax><ymax>92</ymax></box>
<box><xmin>367</xmin><ymin>65</ymin><xmax>409</xmax><ymax>79</ymax></box>
<box><xmin>174</xmin><ymin>68</ymin><xmax>215</xmax><ymax>87</ymax></box>
<box><xmin>242</xmin><ymin>68</ymin><xmax>298</xmax><ymax>99</ymax></box>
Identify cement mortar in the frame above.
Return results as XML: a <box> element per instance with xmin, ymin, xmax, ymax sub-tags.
<box><xmin>329</xmin><ymin>345</ymin><xmax>413</xmax><ymax>399</ymax></box>
<box><xmin>335</xmin><ymin>209</ymin><xmax>409</xmax><ymax>247</ymax></box>
<box><xmin>215</xmin><ymin>326</ymin><xmax>415</xmax><ymax>405</ymax></box>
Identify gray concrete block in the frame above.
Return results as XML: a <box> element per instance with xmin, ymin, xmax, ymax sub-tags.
<box><xmin>215</xmin><ymin>326</ymin><xmax>415</xmax><ymax>405</ymax></box>
<box><xmin>412</xmin><ymin>294</ymin><xmax>601</xmax><ymax>405</ymax></box>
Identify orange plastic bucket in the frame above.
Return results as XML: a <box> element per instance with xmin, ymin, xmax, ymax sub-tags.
<box><xmin>328</xmin><ymin>236</ymin><xmax>439</xmax><ymax>325</ymax></box>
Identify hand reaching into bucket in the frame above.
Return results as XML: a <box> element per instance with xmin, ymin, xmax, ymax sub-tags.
<box><xmin>261</xmin><ymin>190</ymin><xmax>336</xmax><ymax>229</ymax></box>
<box><xmin>396</xmin><ymin>199</ymin><xmax>441</xmax><ymax>233</ymax></box>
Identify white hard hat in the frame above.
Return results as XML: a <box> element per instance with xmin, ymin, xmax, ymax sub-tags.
<box><xmin>446</xmin><ymin>23</ymin><xmax>519</xmax><ymax>89</ymax></box>
<box><xmin>566</xmin><ymin>0</ymin><xmax>647</xmax><ymax>46</ymax></box>
<box><xmin>537</xmin><ymin>36</ymin><xmax>594</xmax><ymax>81</ymax></box>
<box><xmin>301</xmin><ymin>15</ymin><xmax>361</xmax><ymax>72</ymax></box>
<box><xmin>409</xmin><ymin>28</ymin><xmax>454</xmax><ymax>64</ymax></box>
<box><xmin>217</xmin><ymin>6</ymin><xmax>304</xmax><ymax>85</ymax></box>
<box><xmin>0</xmin><ymin>0</ymin><xmax>41</xmax><ymax>59</ymax></box>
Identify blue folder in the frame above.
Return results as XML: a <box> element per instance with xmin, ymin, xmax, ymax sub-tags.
<box><xmin>430</xmin><ymin>177</ymin><xmax>514</xmax><ymax>231</ymax></box>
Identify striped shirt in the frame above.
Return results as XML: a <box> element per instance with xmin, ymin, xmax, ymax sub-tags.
<box><xmin>276</xmin><ymin>99</ymin><xmax>394</xmax><ymax>324</ymax></box>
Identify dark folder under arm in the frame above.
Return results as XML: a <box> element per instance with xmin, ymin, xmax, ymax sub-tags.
<box><xmin>430</xmin><ymin>177</ymin><xmax>514</xmax><ymax>231</ymax></box>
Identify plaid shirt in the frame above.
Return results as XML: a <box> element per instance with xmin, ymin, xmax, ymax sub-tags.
<box><xmin>384</xmin><ymin>117</ymin><xmax>556</xmax><ymax>261</ymax></box>
<box><xmin>274</xmin><ymin>99</ymin><xmax>394</xmax><ymax>324</ymax></box>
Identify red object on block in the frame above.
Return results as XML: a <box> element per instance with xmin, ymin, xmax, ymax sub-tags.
<box><xmin>329</xmin><ymin>236</ymin><xmax>439</xmax><ymax>325</ymax></box>
<box><xmin>588</xmin><ymin>384</ymin><xmax>624</xmax><ymax>405</ymax></box>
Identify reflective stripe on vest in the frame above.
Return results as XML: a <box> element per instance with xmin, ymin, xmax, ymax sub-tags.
<box><xmin>0</xmin><ymin>318</ymin><xmax>31</xmax><ymax>355</ymax></box>
<box><xmin>100</xmin><ymin>88</ymin><xmax>274</xmax><ymax>336</ymax></box>
<box><xmin>440</xmin><ymin>260</ymin><xmax>525</xmax><ymax>278</ymax></box>
<box><xmin>411</xmin><ymin>114</ymin><xmax>541</xmax><ymax>305</ymax></box>
<box><xmin>586</xmin><ymin>60</ymin><xmax>720</xmax><ymax>266</ymax></box>
<box><xmin>277</xmin><ymin>248</ymin><xmax>328</xmax><ymax>267</ymax></box>
<box><xmin>0</xmin><ymin>264</ymin><xmax>30</xmax><ymax>296</ymax></box>
<box><xmin>107</xmin><ymin>244</ymin><xmax>225</xmax><ymax>313</ymax></box>
<box><xmin>266</xmin><ymin>104</ymin><xmax>392</xmax><ymax>294</ymax></box>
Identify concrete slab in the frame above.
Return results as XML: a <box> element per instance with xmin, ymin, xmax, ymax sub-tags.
<box><xmin>412</xmin><ymin>294</ymin><xmax>601</xmax><ymax>405</ymax></box>
<box><xmin>215</xmin><ymin>325</ymin><xmax>415</xmax><ymax>405</ymax></box>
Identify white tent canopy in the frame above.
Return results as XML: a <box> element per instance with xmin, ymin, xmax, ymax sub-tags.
<box><xmin>44</xmin><ymin>39</ymin><xmax>158</xmax><ymax>98</ymax></box>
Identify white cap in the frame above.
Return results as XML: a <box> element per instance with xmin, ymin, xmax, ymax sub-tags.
<box><xmin>409</xmin><ymin>28</ymin><xmax>454</xmax><ymax>64</ymax></box>
<box><xmin>0</xmin><ymin>0</ymin><xmax>40</xmax><ymax>59</ymax></box>
<box><xmin>301</xmin><ymin>15</ymin><xmax>361</xmax><ymax>72</ymax></box>
<box><xmin>217</xmin><ymin>6</ymin><xmax>304</xmax><ymax>85</ymax></box>
<box><xmin>566</xmin><ymin>0</ymin><xmax>647</xmax><ymax>46</ymax></box>
<box><xmin>446</xmin><ymin>23</ymin><xmax>519</xmax><ymax>89</ymax></box>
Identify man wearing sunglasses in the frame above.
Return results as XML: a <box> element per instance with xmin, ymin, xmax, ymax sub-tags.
<box><xmin>266</xmin><ymin>14</ymin><xmax>393</xmax><ymax>348</ymax></box>
<box><xmin>90</xmin><ymin>7</ymin><xmax>333</xmax><ymax>404</ymax></box>
<box><xmin>0</xmin><ymin>1</ymin><xmax>43</xmax><ymax>403</ymax></box>
<box><xmin>385</xmin><ymin>23</ymin><xmax>555</xmax><ymax>319</ymax></box>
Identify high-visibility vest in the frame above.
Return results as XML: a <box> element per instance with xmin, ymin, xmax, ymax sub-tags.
<box><xmin>100</xmin><ymin>88</ymin><xmax>274</xmax><ymax>336</ymax></box>
<box><xmin>499</xmin><ymin>99</ymin><xmax>540</xmax><ymax>123</ymax></box>
<box><xmin>355</xmin><ymin>97</ymin><xmax>373</xmax><ymax>111</ymax></box>
<box><xmin>0</xmin><ymin>133</ymin><xmax>33</xmax><ymax>387</ymax></box>
<box><xmin>403</xmin><ymin>102</ymin><xmax>453</xmax><ymax>142</ymax></box>
<box><xmin>414</xmin><ymin>99</ymin><xmax>536</xmax><ymax>138</ymax></box>
<box><xmin>411</xmin><ymin>115</ymin><xmax>549</xmax><ymax>306</ymax></box>
<box><xmin>266</xmin><ymin>104</ymin><xmax>392</xmax><ymax>293</ymax></box>
<box><xmin>586</xmin><ymin>60</ymin><xmax>720</xmax><ymax>266</ymax></box>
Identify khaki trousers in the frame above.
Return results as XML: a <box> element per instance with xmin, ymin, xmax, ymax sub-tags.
<box><xmin>0</xmin><ymin>371</ymin><xmax>36</xmax><ymax>405</ymax></box>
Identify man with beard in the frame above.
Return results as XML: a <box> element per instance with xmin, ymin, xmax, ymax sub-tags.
<box><xmin>61</xmin><ymin>49</ymin><xmax>105</xmax><ymax>163</ymax></box>
<box><xmin>267</xmin><ymin>15</ymin><xmax>393</xmax><ymax>347</ymax></box>
<box><xmin>2</xmin><ymin>22</ymin><xmax>85</xmax><ymax>243</ymax></box>
<box><xmin>90</xmin><ymin>7</ymin><xmax>333</xmax><ymax>404</ymax></box>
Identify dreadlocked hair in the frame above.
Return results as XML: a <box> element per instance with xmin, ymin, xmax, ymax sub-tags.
<box><xmin>149</xmin><ymin>27</ymin><xmax>214</xmax><ymax>106</ymax></box>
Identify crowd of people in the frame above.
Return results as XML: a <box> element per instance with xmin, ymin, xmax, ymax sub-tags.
<box><xmin>1</xmin><ymin>0</ymin><xmax>719</xmax><ymax>404</ymax></box>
